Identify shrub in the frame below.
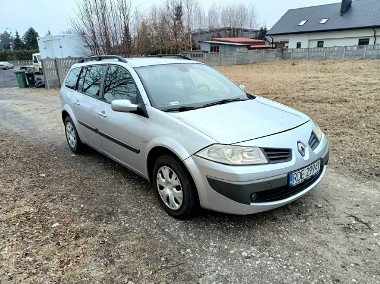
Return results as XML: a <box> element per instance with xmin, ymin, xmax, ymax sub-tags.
<box><xmin>0</xmin><ymin>49</ymin><xmax>39</xmax><ymax>61</ymax></box>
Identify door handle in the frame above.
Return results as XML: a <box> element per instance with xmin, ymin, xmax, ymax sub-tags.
<box><xmin>74</xmin><ymin>100</ymin><xmax>80</xmax><ymax>105</ymax></box>
<box><xmin>97</xmin><ymin>111</ymin><xmax>107</xmax><ymax>117</ymax></box>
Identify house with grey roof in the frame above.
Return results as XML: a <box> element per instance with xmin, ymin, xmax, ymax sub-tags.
<box><xmin>267</xmin><ymin>0</ymin><xmax>380</xmax><ymax>49</ymax></box>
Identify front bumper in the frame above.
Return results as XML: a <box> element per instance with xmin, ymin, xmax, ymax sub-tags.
<box><xmin>184</xmin><ymin>127</ymin><xmax>330</xmax><ymax>215</ymax></box>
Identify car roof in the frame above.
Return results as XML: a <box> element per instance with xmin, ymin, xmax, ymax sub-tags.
<box><xmin>71</xmin><ymin>57</ymin><xmax>202</xmax><ymax>69</ymax></box>
<box><xmin>126</xmin><ymin>57</ymin><xmax>201</xmax><ymax>67</ymax></box>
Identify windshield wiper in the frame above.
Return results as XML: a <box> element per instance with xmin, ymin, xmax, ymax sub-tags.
<box><xmin>246</xmin><ymin>93</ymin><xmax>255</xmax><ymax>99</ymax></box>
<box><xmin>165</xmin><ymin>106</ymin><xmax>199</xmax><ymax>112</ymax></box>
<box><xmin>202</xmin><ymin>97</ymin><xmax>247</xmax><ymax>108</ymax></box>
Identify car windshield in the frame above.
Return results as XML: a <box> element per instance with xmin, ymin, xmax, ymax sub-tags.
<box><xmin>135</xmin><ymin>63</ymin><xmax>249</xmax><ymax>111</ymax></box>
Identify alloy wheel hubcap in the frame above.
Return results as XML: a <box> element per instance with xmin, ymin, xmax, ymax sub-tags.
<box><xmin>156</xmin><ymin>166</ymin><xmax>183</xmax><ymax>210</ymax></box>
<box><xmin>66</xmin><ymin>122</ymin><xmax>77</xmax><ymax>148</ymax></box>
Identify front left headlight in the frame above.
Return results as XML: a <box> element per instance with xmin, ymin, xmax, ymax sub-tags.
<box><xmin>195</xmin><ymin>144</ymin><xmax>268</xmax><ymax>165</ymax></box>
<box><xmin>313</xmin><ymin>122</ymin><xmax>323</xmax><ymax>141</ymax></box>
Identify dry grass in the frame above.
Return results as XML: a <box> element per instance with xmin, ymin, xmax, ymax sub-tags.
<box><xmin>217</xmin><ymin>59</ymin><xmax>380</xmax><ymax>181</ymax></box>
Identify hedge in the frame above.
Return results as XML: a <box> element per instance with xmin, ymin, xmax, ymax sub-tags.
<box><xmin>0</xmin><ymin>50</ymin><xmax>39</xmax><ymax>61</ymax></box>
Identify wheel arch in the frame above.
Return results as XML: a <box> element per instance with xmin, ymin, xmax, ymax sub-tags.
<box><xmin>62</xmin><ymin>110</ymin><xmax>70</xmax><ymax>123</ymax></box>
<box><xmin>61</xmin><ymin>107</ymin><xmax>79</xmax><ymax>129</ymax></box>
<box><xmin>147</xmin><ymin>146</ymin><xmax>184</xmax><ymax>183</ymax></box>
<box><xmin>146</xmin><ymin>146</ymin><xmax>197</xmax><ymax>194</ymax></box>
<box><xmin>147</xmin><ymin>146</ymin><xmax>201</xmax><ymax>213</ymax></box>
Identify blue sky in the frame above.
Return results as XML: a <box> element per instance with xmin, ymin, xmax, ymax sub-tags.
<box><xmin>1</xmin><ymin>0</ymin><xmax>339</xmax><ymax>36</ymax></box>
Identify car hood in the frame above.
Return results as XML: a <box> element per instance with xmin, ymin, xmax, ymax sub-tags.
<box><xmin>169</xmin><ymin>97</ymin><xmax>309</xmax><ymax>144</ymax></box>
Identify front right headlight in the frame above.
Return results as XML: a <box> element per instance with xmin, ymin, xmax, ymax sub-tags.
<box><xmin>195</xmin><ymin>144</ymin><xmax>268</xmax><ymax>165</ymax></box>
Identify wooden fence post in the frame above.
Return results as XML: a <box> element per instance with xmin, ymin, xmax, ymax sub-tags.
<box><xmin>54</xmin><ymin>58</ymin><xmax>61</xmax><ymax>88</ymax></box>
<box><xmin>41</xmin><ymin>59</ymin><xmax>49</xmax><ymax>89</ymax></box>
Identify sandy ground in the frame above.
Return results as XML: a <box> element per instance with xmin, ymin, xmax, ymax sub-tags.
<box><xmin>0</xmin><ymin>61</ymin><xmax>379</xmax><ymax>283</ymax></box>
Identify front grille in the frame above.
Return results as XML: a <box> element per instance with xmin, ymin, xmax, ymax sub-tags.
<box><xmin>254</xmin><ymin>169</ymin><xmax>323</xmax><ymax>203</ymax></box>
<box><xmin>308</xmin><ymin>131</ymin><xmax>320</xmax><ymax>150</ymax></box>
<box><xmin>262</xmin><ymin>148</ymin><xmax>292</xmax><ymax>164</ymax></box>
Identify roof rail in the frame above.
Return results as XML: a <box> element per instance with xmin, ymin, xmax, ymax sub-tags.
<box><xmin>147</xmin><ymin>54</ymin><xmax>192</xmax><ymax>60</ymax></box>
<box><xmin>79</xmin><ymin>55</ymin><xmax>127</xmax><ymax>63</ymax></box>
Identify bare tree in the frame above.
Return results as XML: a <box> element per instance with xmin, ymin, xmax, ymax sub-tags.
<box><xmin>71</xmin><ymin>0</ymin><xmax>257</xmax><ymax>56</ymax></box>
<box><xmin>208</xmin><ymin>3</ymin><xmax>221</xmax><ymax>31</ymax></box>
<box><xmin>221</xmin><ymin>4</ymin><xmax>255</xmax><ymax>37</ymax></box>
<box><xmin>71</xmin><ymin>0</ymin><xmax>133</xmax><ymax>56</ymax></box>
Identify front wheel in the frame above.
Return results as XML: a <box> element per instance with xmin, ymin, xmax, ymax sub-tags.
<box><xmin>65</xmin><ymin>116</ymin><xmax>84</xmax><ymax>153</ymax></box>
<box><xmin>153</xmin><ymin>155</ymin><xmax>199</xmax><ymax>219</ymax></box>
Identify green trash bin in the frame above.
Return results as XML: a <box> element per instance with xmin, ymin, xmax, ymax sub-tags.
<box><xmin>15</xmin><ymin>70</ymin><xmax>28</xmax><ymax>88</ymax></box>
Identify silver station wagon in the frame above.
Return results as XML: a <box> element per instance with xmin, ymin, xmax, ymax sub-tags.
<box><xmin>60</xmin><ymin>55</ymin><xmax>329</xmax><ymax>219</ymax></box>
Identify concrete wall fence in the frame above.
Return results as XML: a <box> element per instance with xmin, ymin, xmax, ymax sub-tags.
<box><xmin>42</xmin><ymin>44</ymin><xmax>380</xmax><ymax>88</ymax></box>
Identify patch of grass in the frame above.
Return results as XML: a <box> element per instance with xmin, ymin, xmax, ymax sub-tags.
<box><xmin>62</xmin><ymin>267</ymin><xmax>83</xmax><ymax>282</ymax></box>
<box><xmin>217</xmin><ymin>59</ymin><xmax>380</xmax><ymax>181</ymax></box>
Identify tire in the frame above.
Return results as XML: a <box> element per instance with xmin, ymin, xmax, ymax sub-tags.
<box><xmin>153</xmin><ymin>155</ymin><xmax>199</xmax><ymax>219</ymax></box>
<box><xmin>64</xmin><ymin>116</ymin><xmax>84</xmax><ymax>153</ymax></box>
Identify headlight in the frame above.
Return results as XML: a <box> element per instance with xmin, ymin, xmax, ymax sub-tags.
<box><xmin>313</xmin><ymin>122</ymin><xmax>323</xmax><ymax>141</ymax></box>
<box><xmin>196</xmin><ymin>145</ymin><xmax>268</xmax><ymax>165</ymax></box>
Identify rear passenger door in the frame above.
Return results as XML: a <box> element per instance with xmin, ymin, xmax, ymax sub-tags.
<box><xmin>71</xmin><ymin>65</ymin><xmax>107</xmax><ymax>150</ymax></box>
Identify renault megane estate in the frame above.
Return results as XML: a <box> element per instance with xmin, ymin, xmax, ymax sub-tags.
<box><xmin>60</xmin><ymin>55</ymin><xmax>329</xmax><ymax>219</ymax></box>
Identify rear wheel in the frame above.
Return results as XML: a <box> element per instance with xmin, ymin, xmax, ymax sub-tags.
<box><xmin>65</xmin><ymin>116</ymin><xmax>84</xmax><ymax>153</ymax></box>
<box><xmin>153</xmin><ymin>155</ymin><xmax>199</xmax><ymax>219</ymax></box>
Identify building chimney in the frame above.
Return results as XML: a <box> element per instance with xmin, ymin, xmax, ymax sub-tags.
<box><xmin>340</xmin><ymin>0</ymin><xmax>352</xmax><ymax>16</ymax></box>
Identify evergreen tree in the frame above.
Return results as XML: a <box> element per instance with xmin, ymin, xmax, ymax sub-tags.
<box><xmin>122</xmin><ymin>23</ymin><xmax>132</xmax><ymax>57</ymax></box>
<box><xmin>0</xmin><ymin>30</ymin><xmax>13</xmax><ymax>50</ymax></box>
<box><xmin>173</xmin><ymin>4</ymin><xmax>184</xmax><ymax>52</ymax></box>
<box><xmin>256</xmin><ymin>26</ymin><xmax>268</xmax><ymax>40</ymax></box>
<box><xmin>13</xmin><ymin>31</ymin><xmax>24</xmax><ymax>50</ymax></box>
<box><xmin>22</xmin><ymin>27</ymin><xmax>39</xmax><ymax>50</ymax></box>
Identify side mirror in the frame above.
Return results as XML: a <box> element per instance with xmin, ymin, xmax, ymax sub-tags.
<box><xmin>111</xmin><ymin>99</ymin><xmax>138</xmax><ymax>112</ymax></box>
<box><xmin>239</xmin><ymin>85</ymin><xmax>246</xmax><ymax>92</ymax></box>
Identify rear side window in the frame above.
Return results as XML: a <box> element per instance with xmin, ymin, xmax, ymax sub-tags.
<box><xmin>65</xmin><ymin>67</ymin><xmax>81</xmax><ymax>90</ymax></box>
<box><xmin>103</xmin><ymin>65</ymin><xmax>139</xmax><ymax>104</ymax></box>
<box><xmin>82</xmin><ymin>65</ymin><xmax>107</xmax><ymax>98</ymax></box>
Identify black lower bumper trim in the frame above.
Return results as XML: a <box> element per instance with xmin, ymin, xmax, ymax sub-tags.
<box><xmin>207</xmin><ymin>149</ymin><xmax>329</xmax><ymax>205</ymax></box>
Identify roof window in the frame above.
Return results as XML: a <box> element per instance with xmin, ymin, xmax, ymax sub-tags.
<box><xmin>298</xmin><ymin>20</ymin><xmax>308</xmax><ymax>26</ymax></box>
<box><xmin>320</xmin><ymin>18</ymin><xmax>329</xmax><ymax>24</ymax></box>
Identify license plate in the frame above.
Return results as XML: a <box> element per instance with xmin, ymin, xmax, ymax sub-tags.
<box><xmin>289</xmin><ymin>160</ymin><xmax>321</xmax><ymax>187</ymax></box>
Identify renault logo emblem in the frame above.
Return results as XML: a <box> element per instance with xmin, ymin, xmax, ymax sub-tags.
<box><xmin>297</xmin><ymin>141</ymin><xmax>306</xmax><ymax>157</ymax></box>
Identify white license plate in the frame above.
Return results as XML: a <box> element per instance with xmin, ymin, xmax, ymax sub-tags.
<box><xmin>289</xmin><ymin>160</ymin><xmax>321</xmax><ymax>187</ymax></box>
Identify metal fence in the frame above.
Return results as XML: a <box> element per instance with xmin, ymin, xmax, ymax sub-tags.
<box><xmin>41</xmin><ymin>45</ymin><xmax>380</xmax><ymax>89</ymax></box>
<box><xmin>9</xmin><ymin>60</ymin><xmax>33</xmax><ymax>66</ymax></box>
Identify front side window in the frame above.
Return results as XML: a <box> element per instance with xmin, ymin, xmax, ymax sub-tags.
<box><xmin>317</xmin><ymin>41</ymin><xmax>324</xmax><ymax>48</ymax></box>
<box><xmin>296</xmin><ymin>42</ymin><xmax>302</xmax><ymax>48</ymax></box>
<box><xmin>65</xmin><ymin>67</ymin><xmax>81</xmax><ymax>90</ymax></box>
<box><xmin>103</xmin><ymin>65</ymin><xmax>139</xmax><ymax>104</ymax></box>
<box><xmin>82</xmin><ymin>65</ymin><xmax>107</xmax><ymax>98</ymax></box>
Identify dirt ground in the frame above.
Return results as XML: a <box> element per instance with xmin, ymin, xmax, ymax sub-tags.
<box><xmin>0</xmin><ymin>60</ymin><xmax>379</xmax><ymax>284</ymax></box>
<box><xmin>218</xmin><ymin>60</ymin><xmax>380</xmax><ymax>182</ymax></box>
